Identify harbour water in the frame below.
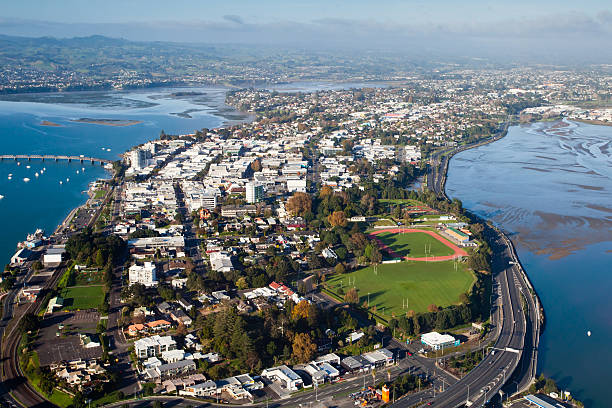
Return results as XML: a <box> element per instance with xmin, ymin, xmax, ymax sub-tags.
<box><xmin>0</xmin><ymin>86</ymin><xmax>241</xmax><ymax>265</ymax></box>
<box><xmin>446</xmin><ymin>119</ymin><xmax>612</xmax><ymax>407</ymax></box>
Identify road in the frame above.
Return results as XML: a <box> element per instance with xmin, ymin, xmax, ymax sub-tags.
<box><xmin>105</xmin><ymin>345</ymin><xmax>455</xmax><ymax>408</ymax></box>
<box><xmin>397</xmin><ymin>118</ymin><xmax>541</xmax><ymax>408</ymax></box>
<box><xmin>0</xmin><ymin>263</ymin><xmax>64</xmax><ymax>408</ymax></box>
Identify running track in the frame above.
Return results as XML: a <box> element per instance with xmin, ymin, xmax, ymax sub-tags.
<box><xmin>368</xmin><ymin>228</ymin><xmax>468</xmax><ymax>261</ymax></box>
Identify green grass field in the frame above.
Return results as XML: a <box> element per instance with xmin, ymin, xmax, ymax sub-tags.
<box><xmin>373</xmin><ymin>219</ymin><xmax>397</xmax><ymax>227</ymax></box>
<box><xmin>379</xmin><ymin>199</ymin><xmax>426</xmax><ymax>206</ymax></box>
<box><xmin>60</xmin><ymin>285</ymin><xmax>105</xmax><ymax>310</ymax></box>
<box><xmin>326</xmin><ymin>261</ymin><xmax>474</xmax><ymax>316</ymax></box>
<box><xmin>374</xmin><ymin>230</ymin><xmax>454</xmax><ymax>258</ymax></box>
<box><xmin>74</xmin><ymin>268</ymin><xmax>104</xmax><ymax>285</ymax></box>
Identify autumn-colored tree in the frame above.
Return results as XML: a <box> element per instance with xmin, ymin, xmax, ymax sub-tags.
<box><xmin>176</xmin><ymin>321</ymin><xmax>188</xmax><ymax>336</ymax></box>
<box><xmin>292</xmin><ymin>333</ymin><xmax>317</xmax><ymax>363</ymax></box>
<box><xmin>250</xmin><ymin>159</ymin><xmax>262</xmax><ymax>172</ymax></box>
<box><xmin>132</xmin><ymin>314</ymin><xmax>146</xmax><ymax>325</ymax></box>
<box><xmin>334</xmin><ymin>263</ymin><xmax>346</xmax><ymax>274</ymax></box>
<box><xmin>344</xmin><ymin>287</ymin><xmax>359</xmax><ymax>304</ymax></box>
<box><xmin>286</xmin><ymin>192</ymin><xmax>312</xmax><ymax>217</ymax></box>
<box><xmin>292</xmin><ymin>300</ymin><xmax>312</xmax><ymax>321</ymax></box>
<box><xmin>406</xmin><ymin>309</ymin><xmax>416</xmax><ymax>318</ymax></box>
<box><xmin>427</xmin><ymin>304</ymin><xmax>439</xmax><ymax>313</ymax></box>
<box><xmin>328</xmin><ymin>211</ymin><xmax>348</xmax><ymax>227</ymax></box>
<box><xmin>350</xmin><ymin>232</ymin><xmax>368</xmax><ymax>251</ymax></box>
<box><xmin>319</xmin><ymin>185</ymin><xmax>334</xmax><ymax>199</ymax></box>
<box><xmin>235</xmin><ymin>277</ymin><xmax>249</xmax><ymax>290</ymax></box>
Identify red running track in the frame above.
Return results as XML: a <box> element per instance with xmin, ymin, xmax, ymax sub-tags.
<box><xmin>368</xmin><ymin>228</ymin><xmax>468</xmax><ymax>261</ymax></box>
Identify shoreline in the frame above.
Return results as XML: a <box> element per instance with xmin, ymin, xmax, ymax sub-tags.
<box><xmin>433</xmin><ymin>121</ymin><xmax>544</xmax><ymax>393</ymax></box>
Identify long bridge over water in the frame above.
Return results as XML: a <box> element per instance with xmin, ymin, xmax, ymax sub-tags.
<box><xmin>0</xmin><ymin>154</ymin><xmax>112</xmax><ymax>165</ymax></box>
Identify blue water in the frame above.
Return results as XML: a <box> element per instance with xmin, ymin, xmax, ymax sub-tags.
<box><xmin>0</xmin><ymin>87</ymin><xmax>234</xmax><ymax>265</ymax></box>
<box><xmin>446</xmin><ymin>119</ymin><xmax>612</xmax><ymax>407</ymax></box>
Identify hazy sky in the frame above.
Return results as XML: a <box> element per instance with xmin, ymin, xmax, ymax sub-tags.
<box><xmin>2</xmin><ymin>1</ymin><xmax>612</xmax><ymax>62</ymax></box>
<box><xmin>2</xmin><ymin>0</ymin><xmax>611</xmax><ymax>25</ymax></box>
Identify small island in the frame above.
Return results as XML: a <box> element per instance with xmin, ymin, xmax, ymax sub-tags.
<box><xmin>40</xmin><ymin>120</ymin><xmax>62</xmax><ymax>127</ymax></box>
<box><xmin>70</xmin><ymin>118</ymin><xmax>142</xmax><ymax>126</ymax></box>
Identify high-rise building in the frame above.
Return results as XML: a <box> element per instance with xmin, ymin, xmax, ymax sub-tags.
<box><xmin>129</xmin><ymin>148</ymin><xmax>148</xmax><ymax>170</ymax></box>
<box><xmin>246</xmin><ymin>181</ymin><xmax>264</xmax><ymax>203</ymax></box>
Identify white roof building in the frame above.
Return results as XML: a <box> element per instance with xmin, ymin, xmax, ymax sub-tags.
<box><xmin>420</xmin><ymin>332</ymin><xmax>459</xmax><ymax>350</ymax></box>
<box><xmin>261</xmin><ymin>365</ymin><xmax>303</xmax><ymax>391</ymax></box>
<box><xmin>129</xmin><ymin>261</ymin><xmax>158</xmax><ymax>287</ymax></box>
<box><xmin>209</xmin><ymin>251</ymin><xmax>234</xmax><ymax>273</ymax></box>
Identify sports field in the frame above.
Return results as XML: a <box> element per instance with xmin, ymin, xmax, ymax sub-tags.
<box><xmin>369</xmin><ymin>228</ymin><xmax>468</xmax><ymax>261</ymax></box>
<box><xmin>374</xmin><ymin>230</ymin><xmax>454</xmax><ymax>258</ymax></box>
<box><xmin>326</xmin><ymin>261</ymin><xmax>475</xmax><ymax>316</ymax></box>
<box><xmin>60</xmin><ymin>285</ymin><xmax>105</xmax><ymax>310</ymax></box>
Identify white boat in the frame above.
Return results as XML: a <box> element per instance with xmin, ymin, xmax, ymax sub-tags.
<box><xmin>59</xmin><ymin>181</ymin><xmax>63</xmax><ymax>185</ymax></box>
<box><xmin>35</xmin><ymin>172</ymin><xmax>39</xmax><ymax>177</ymax></box>
<box><xmin>23</xmin><ymin>177</ymin><xmax>30</xmax><ymax>182</ymax></box>
<box><xmin>26</xmin><ymin>165</ymin><xmax>30</xmax><ymax>169</ymax></box>
<box><xmin>76</xmin><ymin>170</ymin><xmax>80</xmax><ymax>174</ymax></box>
<box><xmin>106</xmin><ymin>148</ymin><xmax>111</xmax><ymax>152</ymax></box>
<box><xmin>66</xmin><ymin>178</ymin><xmax>70</xmax><ymax>182</ymax></box>
<box><xmin>0</xmin><ymin>195</ymin><xmax>4</xmax><ymax>199</ymax></box>
<box><xmin>17</xmin><ymin>162</ymin><xmax>20</xmax><ymax>166</ymax></box>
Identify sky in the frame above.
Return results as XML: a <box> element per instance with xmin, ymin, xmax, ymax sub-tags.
<box><xmin>2</xmin><ymin>0</ymin><xmax>612</xmax><ymax>62</ymax></box>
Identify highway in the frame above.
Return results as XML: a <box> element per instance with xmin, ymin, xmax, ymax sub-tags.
<box><xmin>399</xmin><ymin>120</ymin><xmax>541</xmax><ymax>408</ymax></box>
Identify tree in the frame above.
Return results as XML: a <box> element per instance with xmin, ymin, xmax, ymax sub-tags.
<box><xmin>344</xmin><ymin>287</ymin><xmax>359</xmax><ymax>304</ymax></box>
<box><xmin>20</xmin><ymin>313</ymin><xmax>39</xmax><ymax>333</ymax></box>
<box><xmin>334</xmin><ymin>263</ymin><xmax>346</xmax><ymax>274</ymax></box>
<box><xmin>319</xmin><ymin>185</ymin><xmax>334</xmax><ymax>199</ymax></box>
<box><xmin>250</xmin><ymin>159</ymin><xmax>262</xmax><ymax>172</ymax></box>
<box><xmin>292</xmin><ymin>300</ymin><xmax>312</xmax><ymax>321</ymax></box>
<box><xmin>32</xmin><ymin>260</ymin><xmax>43</xmax><ymax>271</ymax></box>
<box><xmin>235</xmin><ymin>277</ymin><xmax>249</xmax><ymax>290</ymax></box>
<box><xmin>327</xmin><ymin>211</ymin><xmax>348</xmax><ymax>227</ymax></box>
<box><xmin>427</xmin><ymin>304</ymin><xmax>439</xmax><ymax>313</ymax></box>
<box><xmin>292</xmin><ymin>333</ymin><xmax>317</xmax><ymax>363</ymax></box>
<box><xmin>176</xmin><ymin>322</ymin><xmax>188</xmax><ymax>336</ymax></box>
<box><xmin>286</xmin><ymin>192</ymin><xmax>312</xmax><ymax>217</ymax></box>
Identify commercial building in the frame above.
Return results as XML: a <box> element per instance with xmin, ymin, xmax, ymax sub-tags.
<box><xmin>420</xmin><ymin>332</ymin><xmax>459</xmax><ymax>350</ymax></box>
<box><xmin>128</xmin><ymin>261</ymin><xmax>158</xmax><ymax>287</ymax></box>
<box><xmin>246</xmin><ymin>181</ymin><xmax>265</xmax><ymax>203</ymax></box>
<box><xmin>43</xmin><ymin>246</ymin><xmax>66</xmax><ymax>265</ymax></box>
<box><xmin>261</xmin><ymin>365</ymin><xmax>303</xmax><ymax>391</ymax></box>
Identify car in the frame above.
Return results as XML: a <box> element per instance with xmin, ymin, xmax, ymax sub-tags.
<box><xmin>406</xmin><ymin>351</ymin><xmax>413</xmax><ymax>356</ymax></box>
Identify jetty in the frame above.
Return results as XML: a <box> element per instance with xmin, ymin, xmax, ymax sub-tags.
<box><xmin>0</xmin><ymin>154</ymin><xmax>112</xmax><ymax>165</ymax></box>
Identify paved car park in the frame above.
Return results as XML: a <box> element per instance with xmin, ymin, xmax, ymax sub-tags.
<box><xmin>35</xmin><ymin>311</ymin><xmax>102</xmax><ymax>366</ymax></box>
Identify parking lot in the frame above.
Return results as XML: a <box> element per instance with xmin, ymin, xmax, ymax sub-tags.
<box><xmin>35</xmin><ymin>311</ymin><xmax>102</xmax><ymax>366</ymax></box>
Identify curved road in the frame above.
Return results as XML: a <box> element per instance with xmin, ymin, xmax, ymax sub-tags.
<box><xmin>399</xmin><ymin>119</ymin><xmax>541</xmax><ymax>408</ymax></box>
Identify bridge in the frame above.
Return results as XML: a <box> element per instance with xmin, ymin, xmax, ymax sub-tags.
<box><xmin>0</xmin><ymin>154</ymin><xmax>112</xmax><ymax>165</ymax></box>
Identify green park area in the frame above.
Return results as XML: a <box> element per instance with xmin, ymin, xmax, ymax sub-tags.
<box><xmin>379</xmin><ymin>198</ymin><xmax>425</xmax><ymax>206</ymax></box>
<box><xmin>373</xmin><ymin>230</ymin><xmax>455</xmax><ymax>258</ymax></box>
<box><xmin>325</xmin><ymin>260</ymin><xmax>475</xmax><ymax>317</ymax></box>
<box><xmin>60</xmin><ymin>285</ymin><xmax>105</xmax><ymax>310</ymax></box>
